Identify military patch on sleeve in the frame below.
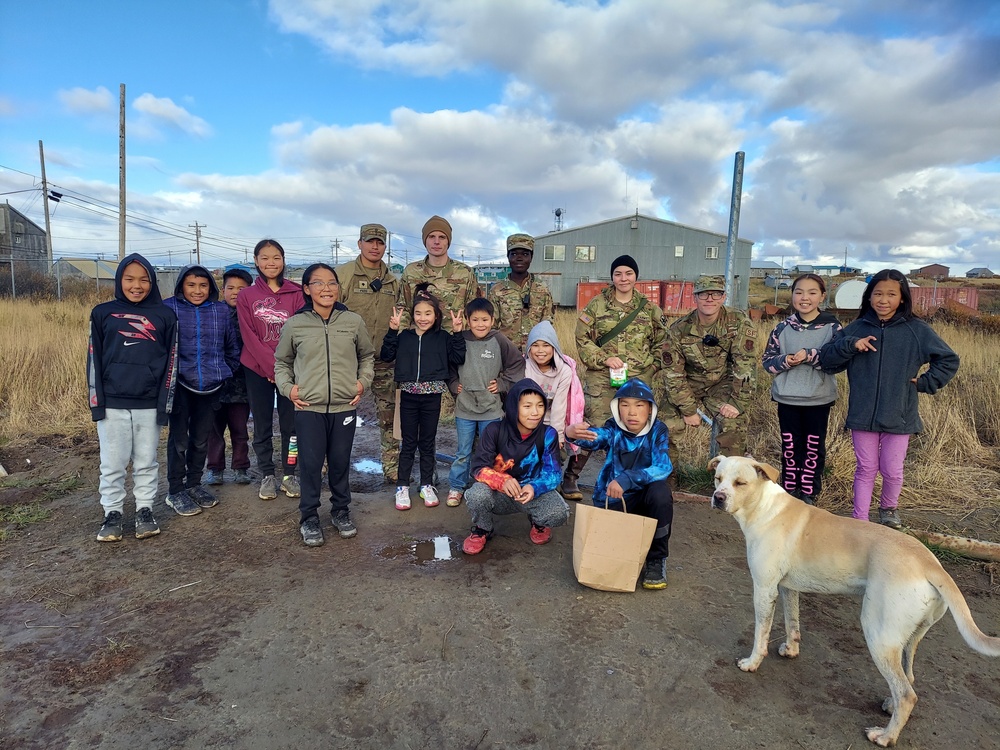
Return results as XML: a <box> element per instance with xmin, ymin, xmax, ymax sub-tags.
<box><xmin>662</xmin><ymin>351</ymin><xmax>673</xmax><ymax>366</ymax></box>
<box><xmin>744</xmin><ymin>326</ymin><xmax>757</xmax><ymax>338</ymax></box>
<box><xmin>579</xmin><ymin>313</ymin><xmax>593</xmax><ymax>325</ymax></box>
<box><xmin>745</xmin><ymin>339</ymin><xmax>756</xmax><ymax>352</ymax></box>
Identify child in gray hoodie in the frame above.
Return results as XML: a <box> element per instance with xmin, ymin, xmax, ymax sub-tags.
<box><xmin>447</xmin><ymin>298</ymin><xmax>524</xmax><ymax>507</ymax></box>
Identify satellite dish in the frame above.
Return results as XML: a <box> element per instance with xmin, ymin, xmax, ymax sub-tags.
<box><xmin>834</xmin><ymin>279</ymin><xmax>867</xmax><ymax>309</ymax></box>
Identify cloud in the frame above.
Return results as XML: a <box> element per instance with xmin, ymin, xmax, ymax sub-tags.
<box><xmin>132</xmin><ymin>93</ymin><xmax>213</xmax><ymax>139</ymax></box>
<box><xmin>57</xmin><ymin>86</ymin><xmax>115</xmax><ymax>115</ymax></box>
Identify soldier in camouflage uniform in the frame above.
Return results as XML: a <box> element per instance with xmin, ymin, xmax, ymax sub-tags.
<box><xmin>337</xmin><ymin>223</ymin><xmax>401</xmax><ymax>484</ymax></box>
<box><xmin>397</xmin><ymin>215</ymin><xmax>481</xmax><ymax>332</ymax></box>
<box><xmin>660</xmin><ymin>274</ymin><xmax>756</xmax><ymax>458</ymax></box>
<box><xmin>566</xmin><ymin>254</ymin><xmax>665</xmax><ymax>499</ymax></box>
<box><xmin>488</xmin><ymin>233</ymin><xmax>555</xmax><ymax>352</ymax></box>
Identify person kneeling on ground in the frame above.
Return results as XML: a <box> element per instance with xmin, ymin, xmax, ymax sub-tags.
<box><xmin>565</xmin><ymin>377</ymin><xmax>674</xmax><ymax>590</ymax></box>
<box><xmin>462</xmin><ymin>379</ymin><xmax>569</xmax><ymax>555</ymax></box>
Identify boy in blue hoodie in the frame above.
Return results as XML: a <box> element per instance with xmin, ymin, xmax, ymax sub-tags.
<box><xmin>88</xmin><ymin>253</ymin><xmax>177</xmax><ymax>542</ymax></box>
<box><xmin>462</xmin><ymin>378</ymin><xmax>569</xmax><ymax>555</ymax></box>
<box><xmin>566</xmin><ymin>377</ymin><xmax>674</xmax><ymax>590</ymax></box>
<box><xmin>163</xmin><ymin>265</ymin><xmax>240</xmax><ymax>516</ymax></box>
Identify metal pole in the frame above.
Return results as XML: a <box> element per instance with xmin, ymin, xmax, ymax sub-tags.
<box><xmin>119</xmin><ymin>84</ymin><xmax>126</xmax><ymax>261</ymax></box>
<box><xmin>10</xmin><ymin>257</ymin><xmax>15</xmax><ymax>300</ymax></box>
<box><xmin>56</xmin><ymin>258</ymin><xmax>62</xmax><ymax>300</ymax></box>
<box><xmin>724</xmin><ymin>151</ymin><xmax>745</xmax><ymax>308</ymax></box>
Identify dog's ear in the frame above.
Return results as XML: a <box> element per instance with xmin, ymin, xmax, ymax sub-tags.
<box><xmin>707</xmin><ymin>455</ymin><xmax>724</xmax><ymax>472</ymax></box>
<box><xmin>751</xmin><ymin>461</ymin><xmax>780</xmax><ymax>484</ymax></box>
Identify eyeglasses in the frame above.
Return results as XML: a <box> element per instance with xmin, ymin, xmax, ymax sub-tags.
<box><xmin>702</xmin><ymin>335</ymin><xmax>720</xmax><ymax>347</ymax></box>
<box><xmin>522</xmin><ymin>293</ymin><xmax>531</xmax><ymax>310</ymax></box>
<box><xmin>370</xmin><ymin>278</ymin><xmax>383</xmax><ymax>293</ymax></box>
<box><xmin>696</xmin><ymin>290</ymin><xmax>725</xmax><ymax>300</ymax></box>
<box><xmin>308</xmin><ymin>281</ymin><xmax>340</xmax><ymax>290</ymax></box>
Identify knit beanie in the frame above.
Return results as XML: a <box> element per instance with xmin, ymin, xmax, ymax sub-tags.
<box><xmin>610</xmin><ymin>254</ymin><xmax>639</xmax><ymax>278</ymax></box>
<box><xmin>422</xmin><ymin>215</ymin><xmax>453</xmax><ymax>246</ymax></box>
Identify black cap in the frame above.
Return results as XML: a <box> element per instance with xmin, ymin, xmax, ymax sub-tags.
<box><xmin>610</xmin><ymin>254</ymin><xmax>639</xmax><ymax>278</ymax></box>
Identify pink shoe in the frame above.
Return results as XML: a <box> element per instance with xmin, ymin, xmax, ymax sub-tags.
<box><xmin>394</xmin><ymin>487</ymin><xmax>411</xmax><ymax>510</ymax></box>
<box><xmin>420</xmin><ymin>485</ymin><xmax>439</xmax><ymax>507</ymax></box>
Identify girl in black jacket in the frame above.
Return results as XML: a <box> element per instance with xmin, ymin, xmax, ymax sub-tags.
<box><xmin>381</xmin><ymin>286</ymin><xmax>466</xmax><ymax>510</ymax></box>
<box><xmin>820</xmin><ymin>269</ymin><xmax>958</xmax><ymax>528</ymax></box>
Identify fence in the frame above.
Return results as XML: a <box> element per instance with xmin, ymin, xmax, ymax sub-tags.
<box><xmin>0</xmin><ymin>257</ymin><xmax>145</xmax><ymax>301</ymax></box>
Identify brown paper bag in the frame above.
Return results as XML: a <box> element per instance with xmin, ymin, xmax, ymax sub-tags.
<box><xmin>572</xmin><ymin>501</ymin><xmax>657</xmax><ymax>592</ymax></box>
<box><xmin>392</xmin><ymin>389</ymin><xmax>402</xmax><ymax>441</ymax></box>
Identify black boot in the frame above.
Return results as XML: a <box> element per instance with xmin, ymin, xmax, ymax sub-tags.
<box><xmin>559</xmin><ymin>451</ymin><xmax>590</xmax><ymax>501</ymax></box>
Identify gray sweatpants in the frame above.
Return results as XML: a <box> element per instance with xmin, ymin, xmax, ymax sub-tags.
<box><xmin>465</xmin><ymin>482</ymin><xmax>570</xmax><ymax>532</ymax></box>
<box><xmin>96</xmin><ymin>408</ymin><xmax>161</xmax><ymax>514</ymax></box>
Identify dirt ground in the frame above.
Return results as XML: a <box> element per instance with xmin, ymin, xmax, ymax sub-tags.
<box><xmin>2</xmin><ymin>398</ymin><xmax>1000</xmax><ymax>750</ymax></box>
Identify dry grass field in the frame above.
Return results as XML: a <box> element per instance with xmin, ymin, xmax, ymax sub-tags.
<box><xmin>1</xmin><ymin>298</ymin><xmax>998</xmax><ymax>518</ymax></box>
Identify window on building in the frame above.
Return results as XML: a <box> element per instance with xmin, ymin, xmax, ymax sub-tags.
<box><xmin>543</xmin><ymin>244</ymin><xmax>565</xmax><ymax>262</ymax></box>
<box><xmin>574</xmin><ymin>245</ymin><xmax>596</xmax><ymax>262</ymax></box>
<box><xmin>14</xmin><ymin>235</ymin><xmax>22</xmax><ymax>245</ymax></box>
<box><xmin>705</xmin><ymin>246</ymin><xmax>719</xmax><ymax>259</ymax></box>
<box><xmin>674</xmin><ymin>245</ymin><xmax>684</xmax><ymax>258</ymax></box>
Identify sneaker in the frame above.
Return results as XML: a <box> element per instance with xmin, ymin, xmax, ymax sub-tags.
<box><xmin>202</xmin><ymin>469</ymin><xmax>224</xmax><ymax>486</ymax></box>
<box><xmin>879</xmin><ymin>507</ymin><xmax>903</xmax><ymax>529</ymax></box>
<box><xmin>258</xmin><ymin>475</ymin><xmax>278</xmax><ymax>501</ymax></box>
<box><xmin>446</xmin><ymin>490</ymin><xmax>463</xmax><ymax>507</ymax></box>
<box><xmin>134</xmin><ymin>507</ymin><xmax>161</xmax><ymax>539</ymax></box>
<box><xmin>281</xmin><ymin>475</ymin><xmax>301</xmax><ymax>498</ymax></box>
<box><xmin>529</xmin><ymin>523</ymin><xmax>552</xmax><ymax>545</ymax></box>
<box><xmin>188</xmin><ymin>485</ymin><xmax>219</xmax><ymax>509</ymax></box>
<box><xmin>462</xmin><ymin>527</ymin><xmax>493</xmax><ymax>555</ymax></box>
<box><xmin>641</xmin><ymin>558</ymin><xmax>668</xmax><ymax>590</ymax></box>
<box><xmin>420</xmin><ymin>485</ymin><xmax>439</xmax><ymax>507</ymax></box>
<box><xmin>332</xmin><ymin>511</ymin><xmax>358</xmax><ymax>539</ymax></box>
<box><xmin>395</xmin><ymin>486</ymin><xmax>411</xmax><ymax>511</ymax></box>
<box><xmin>96</xmin><ymin>511</ymin><xmax>124</xmax><ymax>543</ymax></box>
<box><xmin>233</xmin><ymin>469</ymin><xmax>252</xmax><ymax>485</ymax></box>
<box><xmin>300</xmin><ymin>516</ymin><xmax>325</xmax><ymax>547</ymax></box>
<box><xmin>165</xmin><ymin>490</ymin><xmax>202</xmax><ymax>517</ymax></box>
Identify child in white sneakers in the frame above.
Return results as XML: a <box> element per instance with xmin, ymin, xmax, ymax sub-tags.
<box><xmin>380</xmin><ymin>285</ymin><xmax>466</xmax><ymax>510</ymax></box>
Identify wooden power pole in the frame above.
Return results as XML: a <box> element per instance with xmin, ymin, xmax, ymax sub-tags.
<box><xmin>118</xmin><ymin>83</ymin><xmax>126</xmax><ymax>261</ymax></box>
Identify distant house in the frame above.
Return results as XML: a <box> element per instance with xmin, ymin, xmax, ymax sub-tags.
<box><xmin>811</xmin><ymin>265</ymin><xmax>841</xmax><ymax>277</ymax></box>
<box><xmin>911</xmin><ymin>263</ymin><xmax>950</xmax><ymax>279</ymax></box>
<box><xmin>0</xmin><ymin>202</ymin><xmax>48</xmax><ymax>263</ymax></box>
<box><xmin>966</xmin><ymin>267</ymin><xmax>996</xmax><ymax>279</ymax></box>
<box><xmin>53</xmin><ymin>257</ymin><xmax>119</xmax><ymax>292</ymax></box>
<box><xmin>750</xmin><ymin>260</ymin><xmax>783</xmax><ymax>278</ymax></box>
<box><xmin>790</xmin><ymin>264</ymin><xmax>813</xmax><ymax>275</ymax></box>
<box><xmin>475</xmin><ymin>262</ymin><xmax>510</xmax><ymax>284</ymax></box>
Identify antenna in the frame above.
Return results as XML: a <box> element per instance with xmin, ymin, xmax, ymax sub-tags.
<box><xmin>553</xmin><ymin>207</ymin><xmax>564</xmax><ymax>231</ymax></box>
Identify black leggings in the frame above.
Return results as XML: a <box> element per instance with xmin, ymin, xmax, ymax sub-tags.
<box><xmin>295</xmin><ymin>410</ymin><xmax>356</xmax><ymax>522</ymax></box>
<box><xmin>244</xmin><ymin>368</ymin><xmax>296</xmax><ymax>478</ymax></box>
<box><xmin>776</xmin><ymin>402</ymin><xmax>832</xmax><ymax>498</ymax></box>
<box><xmin>621</xmin><ymin>479</ymin><xmax>674</xmax><ymax>561</ymax></box>
<box><xmin>397</xmin><ymin>391</ymin><xmax>442</xmax><ymax>487</ymax></box>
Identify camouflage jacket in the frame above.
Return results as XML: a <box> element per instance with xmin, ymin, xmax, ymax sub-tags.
<box><xmin>575</xmin><ymin>286</ymin><xmax>665</xmax><ymax>374</ymax></box>
<box><xmin>396</xmin><ymin>256</ymin><xmax>482</xmax><ymax>333</ymax></box>
<box><xmin>662</xmin><ymin>306</ymin><xmax>757</xmax><ymax>416</ymax></box>
<box><xmin>488</xmin><ymin>274</ymin><xmax>555</xmax><ymax>351</ymax></box>
<box><xmin>335</xmin><ymin>258</ymin><xmax>400</xmax><ymax>351</ymax></box>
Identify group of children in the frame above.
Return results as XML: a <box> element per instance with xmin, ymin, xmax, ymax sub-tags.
<box><xmin>89</xmin><ymin>251</ymin><xmax>959</xmax><ymax>591</ymax></box>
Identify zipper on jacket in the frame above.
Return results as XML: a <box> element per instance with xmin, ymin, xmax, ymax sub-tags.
<box><xmin>416</xmin><ymin>332</ymin><xmax>422</xmax><ymax>382</ymax></box>
<box><xmin>869</xmin><ymin>319</ymin><xmax>886</xmax><ymax>431</ymax></box>
<box><xmin>323</xmin><ymin>316</ymin><xmax>332</xmax><ymax>414</ymax></box>
<box><xmin>195</xmin><ymin>305</ymin><xmax>204</xmax><ymax>390</ymax></box>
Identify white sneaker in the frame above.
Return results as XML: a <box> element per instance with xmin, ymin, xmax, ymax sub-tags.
<box><xmin>395</xmin><ymin>486</ymin><xmax>411</xmax><ymax>511</ymax></box>
<box><xmin>420</xmin><ymin>485</ymin><xmax>439</xmax><ymax>507</ymax></box>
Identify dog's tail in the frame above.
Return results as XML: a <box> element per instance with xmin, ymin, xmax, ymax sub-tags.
<box><xmin>934</xmin><ymin>574</ymin><xmax>1000</xmax><ymax>657</ymax></box>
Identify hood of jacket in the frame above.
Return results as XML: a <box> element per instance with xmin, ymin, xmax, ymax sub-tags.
<box><xmin>610</xmin><ymin>377</ymin><xmax>657</xmax><ymax>437</ymax></box>
<box><xmin>525</xmin><ymin>320</ymin><xmax>564</xmax><ymax>368</ymax></box>
<box><xmin>171</xmin><ymin>264</ymin><xmax>220</xmax><ymax>304</ymax></box>
<box><xmin>491</xmin><ymin>378</ymin><xmax>549</xmax><ymax>464</ymax></box>
<box><xmin>114</xmin><ymin>253</ymin><xmax>163</xmax><ymax>306</ymax></box>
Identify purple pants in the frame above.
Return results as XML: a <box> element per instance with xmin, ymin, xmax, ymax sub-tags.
<box><xmin>207</xmin><ymin>402</ymin><xmax>251</xmax><ymax>471</ymax></box>
<box><xmin>850</xmin><ymin>430</ymin><xmax>910</xmax><ymax>520</ymax></box>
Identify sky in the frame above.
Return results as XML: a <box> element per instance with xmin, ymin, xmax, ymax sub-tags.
<box><xmin>2</xmin><ymin>0</ymin><xmax>999</xmax><ymax>274</ymax></box>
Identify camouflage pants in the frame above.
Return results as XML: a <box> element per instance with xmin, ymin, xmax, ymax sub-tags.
<box><xmin>371</xmin><ymin>361</ymin><xmax>398</xmax><ymax>481</ymax></box>
<box><xmin>660</xmin><ymin>380</ymin><xmax>749</xmax><ymax>459</ymax></box>
<box><xmin>583</xmin><ymin>366</ymin><xmax>660</xmax><ymax>426</ymax></box>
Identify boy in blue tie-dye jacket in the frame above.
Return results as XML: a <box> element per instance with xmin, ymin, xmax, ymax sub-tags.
<box><xmin>566</xmin><ymin>377</ymin><xmax>674</xmax><ymax>590</ymax></box>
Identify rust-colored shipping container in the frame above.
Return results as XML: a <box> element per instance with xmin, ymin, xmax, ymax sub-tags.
<box><xmin>635</xmin><ymin>280</ymin><xmax>662</xmax><ymax>307</ymax></box>
<box><xmin>910</xmin><ymin>286</ymin><xmax>979</xmax><ymax>315</ymax></box>
<box><xmin>660</xmin><ymin>280</ymin><xmax>696</xmax><ymax>314</ymax></box>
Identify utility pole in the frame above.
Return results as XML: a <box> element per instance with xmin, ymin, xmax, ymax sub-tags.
<box><xmin>387</xmin><ymin>231</ymin><xmax>392</xmax><ymax>266</ymax></box>
<box><xmin>119</xmin><ymin>83</ymin><xmax>126</xmax><ymax>261</ymax></box>
<box><xmin>724</xmin><ymin>151</ymin><xmax>745</xmax><ymax>309</ymax></box>
<box><xmin>244</xmin><ymin>247</ymin><xmax>249</xmax><ymax>263</ymax></box>
<box><xmin>332</xmin><ymin>238</ymin><xmax>341</xmax><ymax>264</ymax></box>
<box><xmin>189</xmin><ymin>222</ymin><xmax>203</xmax><ymax>265</ymax></box>
<box><xmin>38</xmin><ymin>140</ymin><xmax>54</xmax><ymax>266</ymax></box>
